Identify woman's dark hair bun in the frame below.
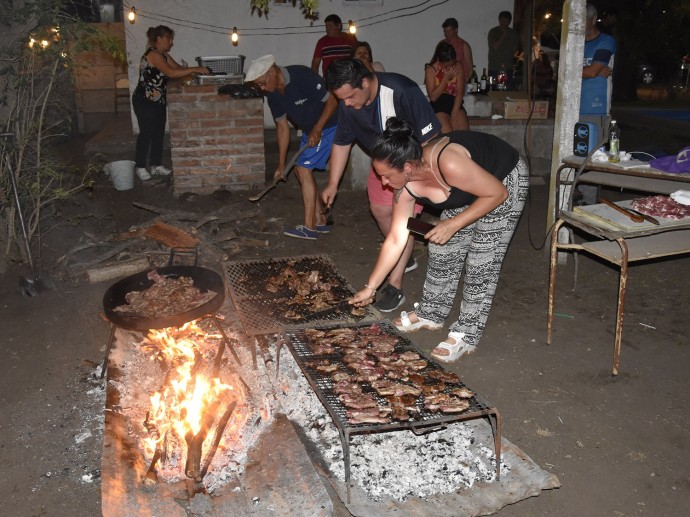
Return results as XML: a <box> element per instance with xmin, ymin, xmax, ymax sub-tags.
<box><xmin>384</xmin><ymin>117</ymin><xmax>413</xmax><ymax>138</ymax></box>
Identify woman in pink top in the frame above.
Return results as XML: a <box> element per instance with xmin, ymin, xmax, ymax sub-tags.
<box><xmin>425</xmin><ymin>41</ymin><xmax>469</xmax><ymax>133</ymax></box>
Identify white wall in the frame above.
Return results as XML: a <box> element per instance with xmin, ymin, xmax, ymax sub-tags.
<box><xmin>124</xmin><ymin>0</ymin><xmax>513</xmax><ymax>125</ymax></box>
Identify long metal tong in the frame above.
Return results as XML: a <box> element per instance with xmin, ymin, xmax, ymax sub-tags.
<box><xmin>248</xmin><ymin>144</ymin><xmax>307</xmax><ymax>202</ymax></box>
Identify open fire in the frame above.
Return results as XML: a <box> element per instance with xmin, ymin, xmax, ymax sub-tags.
<box><xmin>132</xmin><ymin>321</ymin><xmax>250</xmax><ymax>487</ymax></box>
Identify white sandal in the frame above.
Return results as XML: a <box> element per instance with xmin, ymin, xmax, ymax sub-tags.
<box><xmin>431</xmin><ymin>332</ymin><xmax>476</xmax><ymax>363</ymax></box>
<box><xmin>394</xmin><ymin>303</ymin><xmax>443</xmax><ymax>333</ymax></box>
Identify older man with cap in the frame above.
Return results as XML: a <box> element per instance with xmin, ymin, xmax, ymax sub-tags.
<box><xmin>246</xmin><ymin>54</ymin><xmax>338</xmax><ymax>240</ymax></box>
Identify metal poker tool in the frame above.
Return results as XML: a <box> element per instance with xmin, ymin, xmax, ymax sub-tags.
<box><xmin>248</xmin><ymin>144</ymin><xmax>307</xmax><ymax>202</ymax></box>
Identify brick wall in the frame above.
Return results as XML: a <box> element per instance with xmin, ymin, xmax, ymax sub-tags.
<box><xmin>167</xmin><ymin>84</ymin><xmax>265</xmax><ymax>196</ymax></box>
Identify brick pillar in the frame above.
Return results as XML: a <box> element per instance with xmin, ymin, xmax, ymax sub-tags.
<box><xmin>167</xmin><ymin>84</ymin><xmax>265</xmax><ymax>196</ymax></box>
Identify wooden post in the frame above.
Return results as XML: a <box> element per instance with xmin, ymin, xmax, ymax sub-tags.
<box><xmin>547</xmin><ymin>0</ymin><xmax>586</xmax><ymax>236</ymax></box>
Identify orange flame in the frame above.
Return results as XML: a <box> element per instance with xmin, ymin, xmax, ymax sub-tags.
<box><xmin>143</xmin><ymin>323</ymin><xmax>233</xmax><ymax>460</ymax></box>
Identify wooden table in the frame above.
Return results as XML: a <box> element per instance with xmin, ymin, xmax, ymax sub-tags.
<box><xmin>547</xmin><ymin>209</ymin><xmax>690</xmax><ymax>376</ymax></box>
<box><xmin>556</xmin><ymin>155</ymin><xmax>690</xmax><ymax>212</ymax></box>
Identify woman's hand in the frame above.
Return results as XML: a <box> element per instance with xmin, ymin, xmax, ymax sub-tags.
<box><xmin>426</xmin><ymin>217</ymin><xmax>461</xmax><ymax>245</ymax></box>
<box><xmin>443</xmin><ymin>64</ymin><xmax>458</xmax><ymax>81</ymax></box>
<box><xmin>450</xmin><ymin>110</ymin><xmax>464</xmax><ymax>131</ymax></box>
<box><xmin>350</xmin><ymin>285</ymin><xmax>376</xmax><ymax>307</ymax></box>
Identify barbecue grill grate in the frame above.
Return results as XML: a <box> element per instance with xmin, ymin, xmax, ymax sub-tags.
<box><xmin>225</xmin><ymin>255</ymin><xmax>377</xmax><ymax>335</ymax></box>
<box><xmin>285</xmin><ymin>321</ymin><xmax>493</xmax><ymax>427</ymax></box>
<box><xmin>281</xmin><ymin>320</ymin><xmax>502</xmax><ymax>502</ymax></box>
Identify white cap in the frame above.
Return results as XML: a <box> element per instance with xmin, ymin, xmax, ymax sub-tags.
<box><xmin>245</xmin><ymin>54</ymin><xmax>275</xmax><ymax>82</ymax></box>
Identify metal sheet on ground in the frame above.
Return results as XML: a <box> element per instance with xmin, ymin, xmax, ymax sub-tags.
<box><xmin>328</xmin><ymin>419</ymin><xmax>560</xmax><ymax>517</ymax></box>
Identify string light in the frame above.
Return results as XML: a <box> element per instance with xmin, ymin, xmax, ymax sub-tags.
<box><xmin>128</xmin><ymin>7</ymin><xmax>137</xmax><ymax>24</ymax></box>
<box><xmin>28</xmin><ymin>37</ymin><xmax>36</xmax><ymax>49</ymax></box>
<box><xmin>123</xmin><ymin>0</ymin><xmax>449</xmax><ymax>38</ymax></box>
<box><xmin>231</xmin><ymin>27</ymin><xmax>239</xmax><ymax>45</ymax></box>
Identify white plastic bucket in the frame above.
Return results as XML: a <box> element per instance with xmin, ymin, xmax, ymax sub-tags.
<box><xmin>105</xmin><ymin>160</ymin><xmax>135</xmax><ymax>191</ymax></box>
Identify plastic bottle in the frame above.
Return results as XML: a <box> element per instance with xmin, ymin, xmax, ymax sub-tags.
<box><xmin>480</xmin><ymin>67</ymin><xmax>488</xmax><ymax>94</ymax></box>
<box><xmin>608</xmin><ymin>120</ymin><xmax>620</xmax><ymax>163</ymax></box>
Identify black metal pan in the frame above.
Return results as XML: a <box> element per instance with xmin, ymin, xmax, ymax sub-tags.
<box><xmin>103</xmin><ymin>266</ymin><xmax>225</xmax><ymax>330</ymax></box>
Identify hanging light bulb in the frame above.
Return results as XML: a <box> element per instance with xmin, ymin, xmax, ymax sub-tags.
<box><xmin>231</xmin><ymin>27</ymin><xmax>239</xmax><ymax>45</ymax></box>
<box><xmin>41</xmin><ymin>39</ymin><xmax>49</xmax><ymax>48</ymax></box>
<box><xmin>28</xmin><ymin>37</ymin><xmax>36</xmax><ymax>49</ymax></box>
<box><xmin>348</xmin><ymin>20</ymin><xmax>357</xmax><ymax>34</ymax></box>
<box><xmin>128</xmin><ymin>7</ymin><xmax>136</xmax><ymax>24</ymax></box>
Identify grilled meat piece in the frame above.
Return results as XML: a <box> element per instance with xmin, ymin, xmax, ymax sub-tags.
<box><xmin>330</xmin><ymin>371</ymin><xmax>353</xmax><ymax>383</ymax></box>
<box><xmin>391</xmin><ymin>407</ymin><xmax>410</xmax><ymax>421</ymax></box>
<box><xmin>424</xmin><ymin>393</ymin><xmax>452</xmax><ymax>410</ymax></box>
<box><xmin>306</xmin><ymin>359</ymin><xmax>340</xmax><ymax>373</ymax></box>
<box><xmin>115</xmin><ymin>273</ymin><xmax>216</xmax><ymax>318</ymax></box>
<box><xmin>376</xmin><ymin>352</ymin><xmax>400</xmax><ymax>363</ymax></box>
<box><xmin>333</xmin><ymin>381</ymin><xmax>363</xmax><ymax>395</ymax></box>
<box><xmin>316</xmin><ymin>363</ymin><xmax>339</xmax><ymax>373</ymax></box>
<box><xmin>371</xmin><ymin>380</ymin><xmax>422</xmax><ymax>397</ymax></box>
<box><xmin>420</xmin><ymin>382</ymin><xmax>447</xmax><ymax>396</ymax></box>
<box><xmin>450</xmin><ymin>387</ymin><xmax>474</xmax><ymax>399</ymax></box>
<box><xmin>386</xmin><ymin>394</ymin><xmax>419</xmax><ymax>411</ymax></box>
<box><xmin>347</xmin><ymin>413</ymin><xmax>392</xmax><ymax>425</ymax></box>
<box><xmin>304</xmin><ymin>329</ymin><xmax>327</xmax><ymax>339</ymax></box>
<box><xmin>338</xmin><ymin>393</ymin><xmax>378</xmax><ymax>409</ymax></box>
<box><xmin>440</xmin><ymin>399</ymin><xmax>470</xmax><ymax>413</ymax></box>
<box><xmin>427</xmin><ymin>369</ymin><xmax>461</xmax><ymax>383</ymax></box>
<box><xmin>309</xmin><ymin>343</ymin><xmax>335</xmax><ymax>355</ymax></box>
<box><xmin>407</xmin><ymin>373</ymin><xmax>425</xmax><ymax>385</ymax></box>
<box><xmin>399</xmin><ymin>351</ymin><xmax>421</xmax><ymax>361</ymax></box>
<box><xmin>406</xmin><ymin>359</ymin><xmax>429</xmax><ymax>371</ymax></box>
<box><xmin>357</xmin><ymin>324</ymin><xmax>383</xmax><ymax>335</ymax></box>
<box><xmin>350</xmin><ymin>307</ymin><xmax>367</xmax><ymax>317</ymax></box>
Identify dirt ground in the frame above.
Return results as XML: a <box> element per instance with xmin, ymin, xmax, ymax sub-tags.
<box><xmin>1</xmin><ymin>121</ymin><xmax>689</xmax><ymax>516</ymax></box>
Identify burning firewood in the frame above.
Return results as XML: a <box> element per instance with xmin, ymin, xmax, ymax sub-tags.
<box><xmin>199</xmin><ymin>400</ymin><xmax>238</xmax><ymax>479</ymax></box>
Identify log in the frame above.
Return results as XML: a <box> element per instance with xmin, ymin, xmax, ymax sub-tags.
<box><xmin>238</xmin><ymin>237</ymin><xmax>269</xmax><ymax>247</ymax></box>
<box><xmin>86</xmin><ymin>257</ymin><xmax>151</xmax><ymax>283</ymax></box>
<box><xmin>184</xmin><ymin>397</ymin><xmax>221</xmax><ymax>480</ymax></box>
<box><xmin>199</xmin><ymin>400</ymin><xmax>237</xmax><ymax>479</ymax></box>
<box><xmin>131</xmin><ymin>202</ymin><xmax>199</xmax><ymax>221</ymax></box>
<box><xmin>144</xmin><ymin>221</ymin><xmax>200</xmax><ymax>249</ymax></box>
<box><xmin>64</xmin><ymin>237</ymin><xmax>146</xmax><ymax>270</ymax></box>
<box><xmin>142</xmin><ymin>448</ymin><xmax>162</xmax><ymax>485</ymax></box>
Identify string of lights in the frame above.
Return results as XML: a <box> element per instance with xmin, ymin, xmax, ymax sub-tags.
<box><xmin>124</xmin><ymin>0</ymin><xmax>449</xmax><ymax>42</ymax></box>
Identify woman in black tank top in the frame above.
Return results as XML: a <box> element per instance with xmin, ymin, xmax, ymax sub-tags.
<box><xmin>348</xmin><ymin>117</ymin><xmax>528</xmax><ymax>362</ymax></box>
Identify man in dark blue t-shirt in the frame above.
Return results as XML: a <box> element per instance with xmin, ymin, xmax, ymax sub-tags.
<box><xmin>322</xmin><ymin>59</ymin><xmax>441</xmax><ymax>312</ymax></box>
<box><xmin>246</xmin><ymin>54</ymin><xmax>338</xmax><ymax>240</ymax></box>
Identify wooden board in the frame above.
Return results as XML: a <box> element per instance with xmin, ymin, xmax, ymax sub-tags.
<box><xmin>573</xmin><ymin>200</ymin><xmax>690</xmax><ymax>231</ymax></box>
<box><xmin>144</xmin><ymin>221</ymin><xmax>200</xmax><ymax>249</ymax></box>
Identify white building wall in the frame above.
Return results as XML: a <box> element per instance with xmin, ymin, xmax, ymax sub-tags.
<box><xmin>124</xmin><ymin>0</ymin><xmax>512</xmax><ymax>126</ymax></box>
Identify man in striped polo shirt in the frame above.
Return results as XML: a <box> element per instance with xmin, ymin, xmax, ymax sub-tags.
<box><xmin>311</xmin><ymin>14</ymin><xmax>357</xmax><ymax>77</ymax></box>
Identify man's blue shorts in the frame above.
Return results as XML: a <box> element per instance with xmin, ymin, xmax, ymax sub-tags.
<box><xmin>297</xmin><ymin>125</ymin><xmax>336</xmax><ymax>170</ymax></box>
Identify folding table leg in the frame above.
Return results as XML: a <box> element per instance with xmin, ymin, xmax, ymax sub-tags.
<box><xmin>612</xmin><ymin>237</ymin><xmax>629</xmax><ymax>376</ymax></box>
<box><xmin>547</xmin><ymin>219</ymin><xmax>565</xmax><ymax>345</ymax></box>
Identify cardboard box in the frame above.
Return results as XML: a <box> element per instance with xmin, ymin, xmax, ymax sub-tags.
<box><xmin>504</xmin><ymin>100</ymin><xmax>548</xmax><ymax>119</ymax></box>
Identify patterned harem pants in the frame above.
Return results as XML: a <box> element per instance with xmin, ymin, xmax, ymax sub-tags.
<box><xmin>416</xmin><ymin>158</ymin><xmax>529</xmax><ymax>346</ymax></box>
